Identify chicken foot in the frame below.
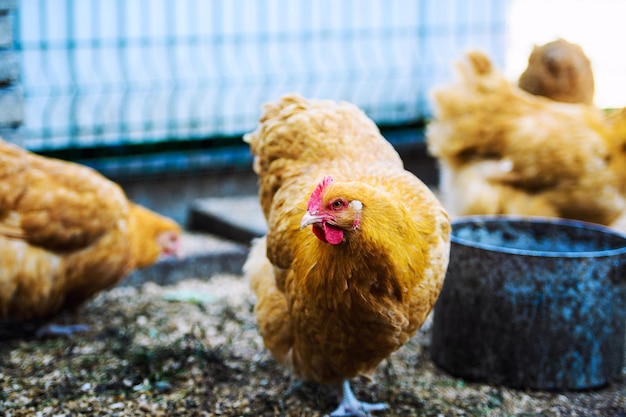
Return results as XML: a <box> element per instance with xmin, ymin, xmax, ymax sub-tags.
<box><xmin>329</xmin><ymin>380</ymin><xmax>387</xmax><ymax>417</ymax></box>
<box><xmin>35</xmin><ymin>323</ymin><xmax>91</xmax><ymax>338</ymax></box>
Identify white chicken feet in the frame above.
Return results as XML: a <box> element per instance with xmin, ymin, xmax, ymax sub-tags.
<box><xmin>329</xmin><ymin>380</ymin><xmax>387</xmax><ymax>417</ymax></box>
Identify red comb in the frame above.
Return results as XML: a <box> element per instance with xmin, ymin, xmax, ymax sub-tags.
<box><xmin>307</xmin><ymin>176</ymin><xmax>333</xmax><ymax>211</ymax></box>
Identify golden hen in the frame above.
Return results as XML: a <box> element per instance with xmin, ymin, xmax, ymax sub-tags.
<box><xmin>243</xmin><ymin>94</ymin><xmax>450</xmax><ymax>416</ymax></box>
<box><xmin>518</xmin><ymin>38</ymin><xmax>595</xmax><ymax>105</ymax></box>
<box><xmin>0</xmin><ymin>138</ymin><xmax>181</xmax><ymax>336</ymax></box>
<box><xmin>427</xmin><ymin>51</ymin><xmax>626</xmax><ymax>226</ymax></box>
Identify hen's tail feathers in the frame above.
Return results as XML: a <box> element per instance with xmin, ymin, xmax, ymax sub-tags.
<box><xmin>465</xmin><ymin>50</ymin><xmax>494</xmax><ymax>76</ymax></box>
<box><xmin>454</xmin><ymin>50</ymin><xmax>510</xmax><ymax>94</ymax></box>
<box><xmin>244</xmin><ymin>237</ymin><xmax>294</xmax><ymax>365</ymax></box>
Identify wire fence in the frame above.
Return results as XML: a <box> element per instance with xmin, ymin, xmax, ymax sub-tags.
<box><xmin>15</xmin><ymin>0</ymin><xmax>508</xmax><ymax>159</ymax></box>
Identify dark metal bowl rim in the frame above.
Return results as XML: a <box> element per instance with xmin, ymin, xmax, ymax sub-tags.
<box><xmin>451</xmin><ymin>215</ymin><xmax>626</xmax><ymax>258</ymax></box>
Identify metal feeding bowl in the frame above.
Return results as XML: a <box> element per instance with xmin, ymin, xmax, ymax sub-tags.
<box><xmin>431</xmin><ymin>216</ymin><xmax>626</xmax><ymax>390</ymax></box>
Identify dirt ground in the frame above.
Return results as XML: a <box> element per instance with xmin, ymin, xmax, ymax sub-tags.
<box><xmin>1</xmin><ymin>274</ymin><xmax>625</xmax><ymax>417</ymax></box>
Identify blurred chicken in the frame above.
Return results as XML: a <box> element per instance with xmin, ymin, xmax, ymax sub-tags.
<box><xmin>243</xmin><ymin>94</ymin><xmax>450</xmax><ymax>416</ymax></box>
<box><xmin>0</xmin><ymin>138</ymin><xmax>181</xmax><ymax>337</ymax></box>
<box><xmin>518</xmin><ymin>38</ymin><xmax>594</xmax><ymax>104</ymax></box>
<box><xmin>606</xmin><ymin>107</ymin><xmax>626</xmax><ymax>190</ymax></box>
<box><xmin>602</xmin><ymin>107</ymin><xmax>626</xmax><ymax>232</ymax></box>
<box><xmin>427</xmin><ymin>51</ymin><xmax>626</xmax><ymax>226</ymax></box>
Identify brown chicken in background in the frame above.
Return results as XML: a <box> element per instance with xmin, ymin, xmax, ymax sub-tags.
<box><xmin>518</xmin><ymin>38</ymin><xmax>595</xmax><ymax>105</ymax></box>
<box><xmin>0</xmin><ymin>138</ymin><xmax>181</xmax><ymax>337</ymax></box>
<box><xmin>427</xmin><ymin>51</ymin><xmax>626</xmax><ymax>227</ymax></box>
<box><xmin>243</xmin><ymin>94</ymin><xmax>450</xmax><ymax>416</ymax></box>
<box><xmin>602</xmin><ymin>107</ymin><xmax>626</xmax><ymax>231</ymax></box>
<box><xmin>606</xmin><ymin>107</ymin><xmax>626</xmax><ymax>191</ymax></box>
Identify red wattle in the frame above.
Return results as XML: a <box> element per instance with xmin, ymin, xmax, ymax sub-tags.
<box><xmin>323</xmin><ymin>223</ymin><xmax>344</xmax><ymax>245</ymax></box>
<box><xmin>311</xmin><ymin>223</ymin><xmax>344</xmax><ymax>245</ymax></box>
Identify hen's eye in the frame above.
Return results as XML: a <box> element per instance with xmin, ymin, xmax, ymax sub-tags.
<box><xmin>331</xmin><ymin>200</ymin><xmax>344</xmax><ymax>210</ymax></box>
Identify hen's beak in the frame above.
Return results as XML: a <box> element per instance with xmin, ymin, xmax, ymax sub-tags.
<box><xmin>300</xmin><ymin>211</ymin><xmax>323</xmax><ymax>229</ymax></box>
<box><xmin>159</xmin><ymin>231</ymin><xmax>182</xmax><ymax>259</ymax></box>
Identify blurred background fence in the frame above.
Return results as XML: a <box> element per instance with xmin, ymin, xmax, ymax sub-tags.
<box><xmin>12</xmin><ymin>0</ymin><xmax>508</xmax><ymax>177</ymax></box>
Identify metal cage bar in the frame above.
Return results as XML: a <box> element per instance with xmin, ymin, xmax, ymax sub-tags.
<box><xmin>14</xmin><ymin>0</ymin><xmax>508</xmax><ymax>170</ymax></box>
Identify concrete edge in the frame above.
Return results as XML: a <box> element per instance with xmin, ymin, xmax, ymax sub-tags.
<box><xmin>122</xmin><ymin>244</ymin><xmax>250</xmax><ymax>288</ymax></box>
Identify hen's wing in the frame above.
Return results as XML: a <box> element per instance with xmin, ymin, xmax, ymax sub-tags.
<box><xmin>0</xmin><ymin>140</ymin><xmax>129</xmax><ymax>251</ymax></box>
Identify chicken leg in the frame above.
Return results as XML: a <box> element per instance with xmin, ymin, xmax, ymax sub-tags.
<box><xmin>330</xmin><ymin>380</ymin><xmax>387</xmax><ymax>417</ymax></box>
